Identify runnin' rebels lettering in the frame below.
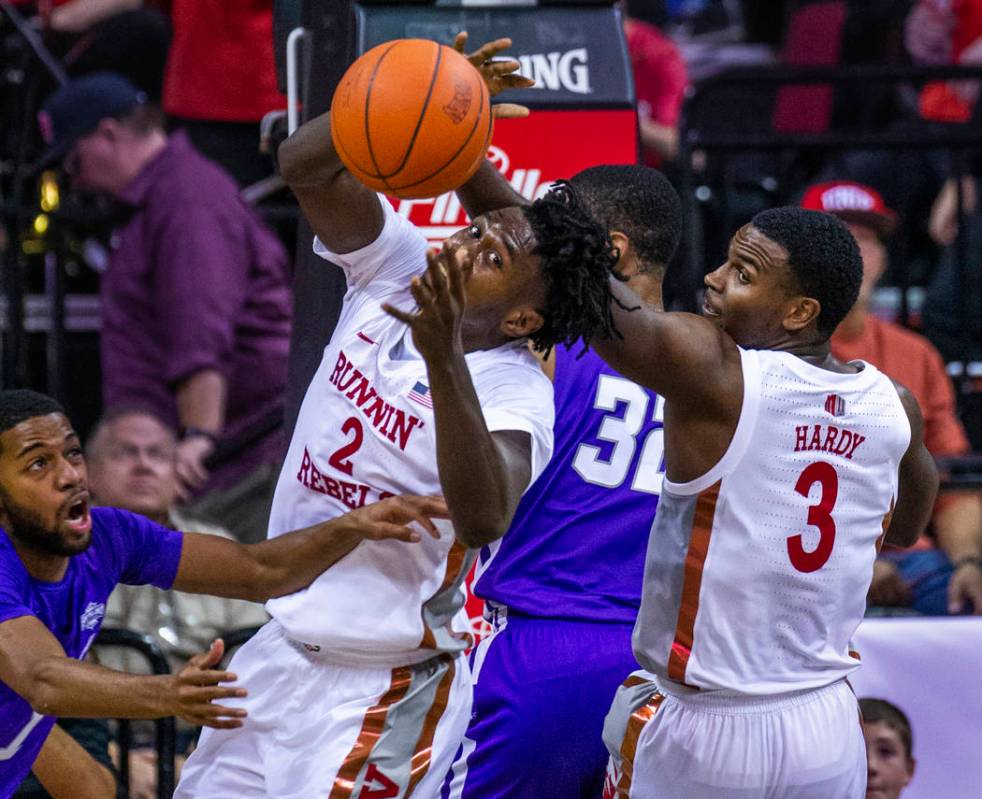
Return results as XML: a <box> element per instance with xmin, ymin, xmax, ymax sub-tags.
<box><xmin>329</xmin><ymin>350</ymin><xmax>424</xmax><ymax>450</ymax></box>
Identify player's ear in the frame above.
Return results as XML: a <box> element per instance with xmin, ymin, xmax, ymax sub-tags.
<box><xmin>783</xmin><ymin>296</ymin><xmax>821</xmax><ymax>333</ymax></box>
<box><xmin>501</xmin><ymin>306</ymin><xmax>544</xmax><ymax>339</ymax></box>
<box><xmin>609</xmin><ymin>231</ymin><xmax>638</xmax><ymax>279</ymax></box>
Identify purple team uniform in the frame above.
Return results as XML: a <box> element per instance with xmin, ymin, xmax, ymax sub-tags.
<box><xmin>0</xmin><ymin>508</ymin><xmax>182</xmax><ymax>798</ymax></box>
<box><xmin>443</xmin><ymin>344</ymin><xmax>664</xmax><ymax>798</ymax></box>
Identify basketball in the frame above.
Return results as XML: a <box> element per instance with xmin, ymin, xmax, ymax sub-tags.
<box><xmin>330</xmin><ymin>39</ymin><xmax>493</xmax><ymax>199</ymax></box>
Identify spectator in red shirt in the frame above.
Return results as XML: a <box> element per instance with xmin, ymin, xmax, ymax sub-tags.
<box><xmin>802</xmin><ymin>180</ymin><xmax>982</xmax><ymax>615</ymax></box>
<box><xmin>623</xmin><ymin>0</ymin><xmax>688</xmax><ymax>166</ymax></box>
<box><xmin>163</xmin><ymin>0</ymin><xmax>285</xmax><ymax>186</ymax></box>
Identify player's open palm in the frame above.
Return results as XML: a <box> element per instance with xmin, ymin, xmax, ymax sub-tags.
<box><xmin>383</xmin><ymin>248</ymin><xmax>466</xmax><ymax>362</ymax></box>
<box><xmin>167</xmin><ymin>639</ymin><xmax>247</xmax><ymax>729</ymax></box>
<box><xmin>343</xmin><ymin>494</ymin><xmax>449</xmax><ymax>542</ymax></box>
<box><xmin>452</xmin><ymin>31</ymin><xmax>533</xmax><ymax>118</ymax></box>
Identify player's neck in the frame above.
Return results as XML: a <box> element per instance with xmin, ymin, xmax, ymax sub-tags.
<box><xmin>9</xmin><ymin>538</ymin><xmax>70</xmax><ymax>582</ymax></box>
<box><xmin>626</xmin><ymin>272</ymin><xmax>664</xmax><ymax>310</ymax></box>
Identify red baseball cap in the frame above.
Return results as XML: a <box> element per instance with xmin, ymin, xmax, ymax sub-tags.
<box><xmin>800</xmin><ymin>181</ymin><xmax>898</xmax><ymax>238</ymax></box>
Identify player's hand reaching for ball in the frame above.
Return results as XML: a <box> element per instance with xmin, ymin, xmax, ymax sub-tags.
<box><xmin>340</xmin><ymin>494</ymin><xmax>448</xmax><ymax>543</ymax></box>
<box><xmin>166</xmin><ymin>639</ymin><xmax>248</xmax><ymax>729</ymax></box>
<box><xmin>383</xmin><ymin>248</ymin><xmax>466</xmax><ymax>362</ymax></box>
<box><xmin>453</xmin><ymin>31</ymin><xmax>534</xmax><ymax>119</ymax></box>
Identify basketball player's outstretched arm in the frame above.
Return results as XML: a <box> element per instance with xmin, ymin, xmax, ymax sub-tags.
<box><xmin>384</xmin><ymin>253</ymin><xmax>532</xmax><ymax>549</ymax></box>
<box><xmin>171</xmin><ymin>495</ymin><xmax>447</xmax><ymax>601</ymax></box>
<box><xmin>885</xmin><ymin>386</ymin><xmax>939</xmax><ymax>547</ymax></box>
<box><xmin>277</xmin><ymin>111</ymin><xmax>386</xmax><ymax>254</ymax></box>
<box><xmin>592</xmin><ymin>277</ymin><xmax>744</xmax><ymax>416</ymax></box>
<box><xmin>0</xmin><ymin>497</ymin><xmax>447</xmax><ymax>727</ymax></box>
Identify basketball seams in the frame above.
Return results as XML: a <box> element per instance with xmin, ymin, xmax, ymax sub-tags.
<box><xmin>377</xmin><ymin>41</ymin><xmax>444</xmax><ymax>181</ymax></box>
<box><xmin>364</xmin><ymin>41</ymin><xmax>402</xmax><ymax>192</ymax></box>
<box><xmin>334</xmin><ymin>38</ymin><xmax>492</xmax><ymax>198</ymax></box>
<box><xmin>389</xmin><ymin>75</ymin><xmax>490</xmax><ymax>193</ymax></box>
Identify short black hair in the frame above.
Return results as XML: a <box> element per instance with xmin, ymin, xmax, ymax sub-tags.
<box><xmin>751</xmin><ymin>207</ymin><xmax>862</xmax><ymax>337</ymax></box>
<box><xmin>859</xmin><ymin>698</ymin><xmax>913</xmax><ymax>760</ymax></box>
<box><xmin>571</xmin><ymin>165</ymin><xmax>682</xmax><ymax>275</ymax></box>
<box><xmin>522</xmin><ymin>182</ymin><xmax>624</xmax><ymax>353</ymax></box>
<box><xmin>0</xmin><ymin>390</ymin><xmax>66</xmax><ymax>452</ymax></box>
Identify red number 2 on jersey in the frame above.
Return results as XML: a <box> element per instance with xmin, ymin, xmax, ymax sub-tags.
<box><xmin>787</xmin><ymin>461</ymin><xmax>839</xmax><ymax>573</ymax></box>
<box><xmin>328</xmin><ymin>417</ymin><xmax>364</xmax><ymax>476</ymax></box>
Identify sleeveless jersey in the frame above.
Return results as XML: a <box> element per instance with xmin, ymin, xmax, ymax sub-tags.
<box><xmin>474</xmin><ymin>344</ymin><xmax>664</xmax><ymax>622</ymax></box>
<box><xmin>265</xmin><ymin>201</ymin><xmax>554</xmax><ymax>667</ymax></box>
<box><xmin>633</xmin><ymin>348</ymin><xmax>910</xmax><ymax>694</ymax></box>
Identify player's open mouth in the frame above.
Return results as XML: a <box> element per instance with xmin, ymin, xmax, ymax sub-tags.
<box><xmin>701</xmin><ymin>299</ymin><xmax>721</xmax><ymax>318</ymax></box>
<box><xmin>64</xmin><ymin>494</ymin><xmax>91</xmax><ymax>535</ymax></box>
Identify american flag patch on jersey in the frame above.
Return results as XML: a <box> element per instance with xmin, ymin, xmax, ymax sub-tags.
<box><xmin>408</xmin><ymin>381</ymin><xmax>433</xmax><ymax>409</ymax></box>
<box><xmin>824</xmin><ymin>393</ymin><xmax>845</xmax><ymax>416</ymax></box>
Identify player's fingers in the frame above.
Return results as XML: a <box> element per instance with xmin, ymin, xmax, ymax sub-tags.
<box><xmin>471</xmin><ymin>37</ymin><xmax>512</xmax><ymax>64</ymax></box>
<box><xmin>382</xmin><ymin>303</ymin><xmax>416</xmax><ymax>325</ymax></box>
<box><xmin>410</xmin><ymin>274</ymin><xmax>436</xmax><ymax>309</ymax></box>
<box><xmin>184</xmin><ymin>640</ymin><xmax>223</xmax><ymax>670</ymax></box>
<box><xmin>498</xmin><ymin>73</ymin><xmax>535</xmax><ymax>90</ymax></box>
<box><xmin>491</xmin><ymin>103</ymin><xmax>531</xmax><ymax>120</ymax></box>
<box><xmin>453</xmin><ymin>31</ymin><xmax>468</xmax><ymax>54</ymax></box>
<box><xmin>184</xmin><ymin>685</ymin><xmax>249</xmax><ymax>703</ymax></box>
<box><xmin>446</xmin><ymin>254</ymin><xmax>465</xmax><ymax>305</ymax></box>
<box><xmin>199</xmin><ymin>717</ymin><xmax>246</xmax><ymax>730</ymax></box>
<box><xmin>381</xmin><ymin>498</ymin><xmax>442</xmax><ymax>538</ymax></box>
<box><xmin>370</xmin><ymin>522</ymin><xmax>422</xmax><ymax>543</ymax></box>
<box><xmin>402</xmin><ymin>494</ymin><xmax>451</xmax><ymax>519</ymax></box>
<box><xmin>486</xmin><ymin>58</ymin><xmax>522</xmax><ymax>77</ymax></box>
<box><xmin>180</xmin><ymin>668</ymin><xmax>238</xmax><ymax>687</ymax></box>
<box><xmin>425</xmin><ymin>251</ymin><xmax>450</xmax><ymax>302</ymax></box>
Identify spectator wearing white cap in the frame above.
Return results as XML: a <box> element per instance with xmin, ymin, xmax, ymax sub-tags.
<box><xmin>802</xmin><ymin>180</ymin><xmax>982</xmax><ymax>616</ymax></box>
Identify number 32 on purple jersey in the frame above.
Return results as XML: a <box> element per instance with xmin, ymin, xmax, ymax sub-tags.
<box><xmin>572</xmin><ymin>374</ymin><xmax>666</xmax><ymax>495</ymax></box>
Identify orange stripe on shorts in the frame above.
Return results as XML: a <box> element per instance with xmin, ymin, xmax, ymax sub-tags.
<box><xmin>615</xmin><ymin>693</ymin><xmax>665</xmax><ymax>797</ymax></box>
<box><xmin>405</xmin><ymin>656</ymin><xmax>456</xmax><ymax>796</ymax></box>
<box><xmin>329</xmin><ymin>666</ymin><xmax>413</xmax><ymax>799</ymax></box>
<box><xmin>667</xmin><ymin>481</ymin><xmax>720</xmax><ymax>683</ymax></box>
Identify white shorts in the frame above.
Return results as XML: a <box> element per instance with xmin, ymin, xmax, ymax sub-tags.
<box><xmin>602</xmin><ymin>672</ymin><xmax>866</xmax><ymax>799</ymax></box>
<box><xmin>175</xmin><ymin>620</ymin><xmax>472</xmax><ymax>799</ymax></box>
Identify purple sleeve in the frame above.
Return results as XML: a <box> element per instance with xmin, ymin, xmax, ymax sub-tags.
<box><xmin>0</xmin><ymin>542</ymin><xmax>33</xmax><ymax>625</ymax></box>
<box><xmin>150</xmin><ymin>202</ymin><xmax>249</xmax><ymax>386</ymax></box>
<box><xmin>100</xmin><ymin>509</ymin><xmax>184</xmax><ymax>589</ymax></box>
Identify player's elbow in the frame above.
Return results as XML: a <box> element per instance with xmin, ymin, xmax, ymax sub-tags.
<box><xmin>454</xmin><ymin>520</ymin><xmax>509</xmax><ymax>550</ymax></box>
<box><xmin>277</xmin><ymin>134</ymin><xmax>308</xmax><ymax>186</ymax></box>
<box><xmin>25</xmin><ymin>658</ymin><xmax>68</xmax><ymax>715</ymax></box>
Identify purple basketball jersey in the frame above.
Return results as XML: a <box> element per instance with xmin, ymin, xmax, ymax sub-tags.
<box><xmin>0</xmin><ymin>508</ymin><xmax>182</xmax><ymax>797</ymax></box>
<box><xmin>474</xmin><ymin>344</ymin><xmax>664</xmax><ymax>622</ymax></box>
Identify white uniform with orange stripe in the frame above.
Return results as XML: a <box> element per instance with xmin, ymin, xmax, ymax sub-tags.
<box><xmin>176</xmin><ymin>199</ymin><xmax>554</xmax><ymax>799</ymax></box>
<box><xmin>603</xmin><ymin>347</ymin><xmax>910</xmax><ymax>798</ymax></box>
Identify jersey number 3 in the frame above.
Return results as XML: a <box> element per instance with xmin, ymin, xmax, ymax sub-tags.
<box><xmin>788</xmin><ymin>461</ymin><xmax>839</xmax><ymax>573</ymax></box>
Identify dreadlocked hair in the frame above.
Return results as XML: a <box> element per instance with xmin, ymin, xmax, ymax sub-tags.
<box><xmin>522</xmin><ymin>181</ymin><xmax>625</xmax><ymax>355</ymax></box>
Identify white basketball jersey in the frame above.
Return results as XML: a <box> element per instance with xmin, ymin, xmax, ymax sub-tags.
<box><xmin>634</xmin><ymin>347</ymin><xmax>910</xmax><ymax>694</ymax></box>
<box><xmin>266</xmin><ymin>200</ymin><xmax>554</xmax><ymax>667</ymax></box>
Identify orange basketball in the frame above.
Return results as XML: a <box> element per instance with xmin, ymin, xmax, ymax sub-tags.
<box><xmin>330</xmin><ymin>39</ymin><xmax>492</xmax><ymax>199</ymax></box>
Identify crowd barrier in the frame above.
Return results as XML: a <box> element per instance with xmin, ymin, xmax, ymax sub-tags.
<box><xmin>851</xmin><ymin>617</ymin><xmax>982</xmax><ymax>799</ymax></box>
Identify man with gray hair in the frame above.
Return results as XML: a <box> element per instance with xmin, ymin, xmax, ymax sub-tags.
<box><xmin>85</xmin><ymin>408</ymin><xmax>268</xmax><ymax>673</ymax></box>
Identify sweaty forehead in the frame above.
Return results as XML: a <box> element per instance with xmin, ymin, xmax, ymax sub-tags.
<box><xmin>0</xmin><ymin>413</ymin><xmax>75</xmax><ymax>457</ymax></box>
<box><xmin>481</xmin><ymin>207</ymin><xmax>537</xmax><ymax>258</ymax></box>
<box><xmin>732</xmin><ymin>224</ymin><xmax>788</xmax><ymax>270</ymax></box>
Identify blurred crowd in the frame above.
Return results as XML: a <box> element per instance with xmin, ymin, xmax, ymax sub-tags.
<box><xmin>0</xmin><ymin>2</ymin><xmax>981</xmax><ymax>796</ymax></box>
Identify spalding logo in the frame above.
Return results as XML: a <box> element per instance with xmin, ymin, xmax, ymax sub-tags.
<box><xmin>442</xmin><ymin>78</ymin><xmax>472</xmax><ymax>124</ymax></box>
